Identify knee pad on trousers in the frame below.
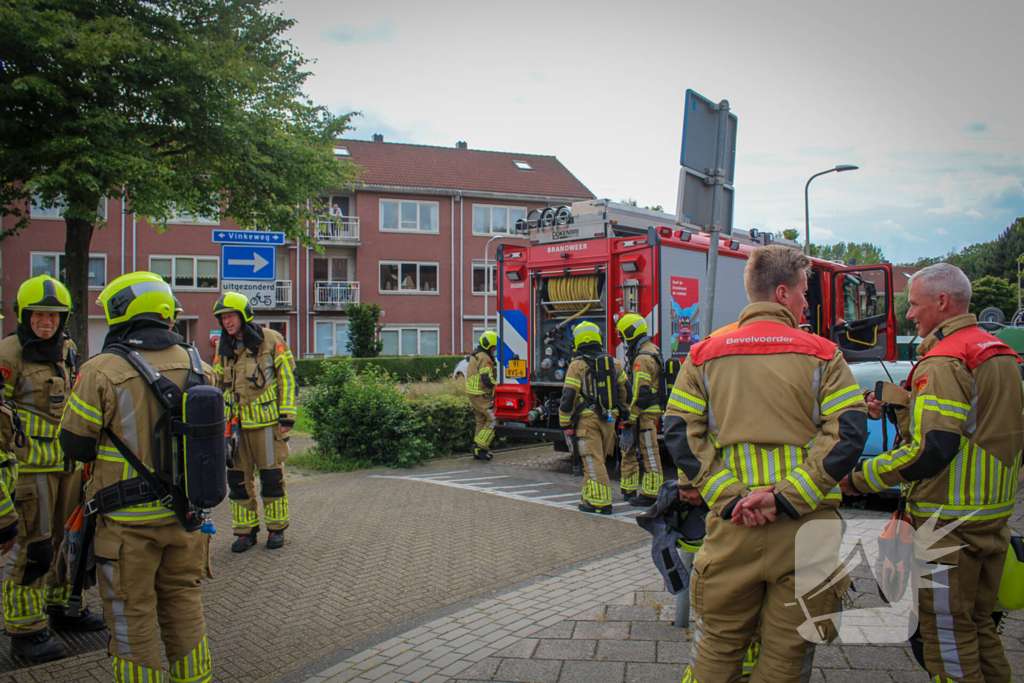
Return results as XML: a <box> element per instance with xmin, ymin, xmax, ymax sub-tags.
<box><xmin>259</xmin><ymin>469</ymin><xmax>284</xmax><ymax>498</ymax></box>
<box><xmin>227</xmin><ymin>470</ymin><xmax>248</xmax><ymax>499</ymax></box>
<box><xmin>21</xmin><ymin>539</ymin><xmax>54</xmax><ymax>585</ymax></box>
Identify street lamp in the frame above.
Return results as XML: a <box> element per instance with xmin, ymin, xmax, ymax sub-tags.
<box><xmin>804</xmin><ymin>164</ymin><xmax>859</xmax><ymax>255</ymax></box>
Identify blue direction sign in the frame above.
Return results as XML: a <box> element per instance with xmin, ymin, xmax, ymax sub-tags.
<box><xmin>221</xmin><ymin>244</ymin><xmax>276</xmax><ymax>281</ymax></box>
<box><xmin>212</xmin><ymin>229</ymin><xmax>285</xmax><ymax>245</ymax></box>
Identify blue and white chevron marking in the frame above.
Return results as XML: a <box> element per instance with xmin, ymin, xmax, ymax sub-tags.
<box><xmin>498</xmin><ymin>309</ymin><xmax>529</xmax><ymax>384</ymax></box>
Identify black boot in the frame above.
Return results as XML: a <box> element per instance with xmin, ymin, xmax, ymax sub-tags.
<box><xmin>621</xmin><ymin>488</ymin><xmax>634</xmax><ymax>500</ymax></box>
<box><xmin>473</xmin><ymin>447</ymin><xmax>492</xmax><ymax>461</ymax></box>
<box><xmin>9</xmin><ymin>628</ymin><xmax>69</xmax><ymax>663</ymax></box>
<box><xmin>47</xmin><ymin>605</ymin><xmax>107</xmax><ymax>632</ymax></box>
<box><xmin>231</xmin><ymin>531</ymin><xmax>258</xmax><ymax>553</ymax></box>
<box><xmin>628</xmin><ymin>493</ymin><xmax>658</xmax><ymax>508</ymax></box>
<box><xmin>266</xmin><ymin>530</ymin><xmax>285</xmax><ymax>550</ymax></box>
<box><xmin>577</xmin><ymin>501</ymin><xmax>612</xmax><ymax>515</ymax></box>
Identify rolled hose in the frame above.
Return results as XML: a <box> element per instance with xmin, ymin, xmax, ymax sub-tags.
<box><xmin>546</xmin><ymin>275</ymin><xmax>601</xmax><ymax>339</ymax></box>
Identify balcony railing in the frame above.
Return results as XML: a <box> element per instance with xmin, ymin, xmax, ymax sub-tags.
<box><xmin>275</xmin><ymin>280</ymin><xmax>292</xmax><ymax>308</ymax></box>
<box><xmin>314</xmin><ymin>281</ymin><xmax>360</xmax><ymax>308</ymax></box>
<box><xmin>314</xmin><ymin>216</ymin><xmax>359</xmax><ymax>243</ymax></box>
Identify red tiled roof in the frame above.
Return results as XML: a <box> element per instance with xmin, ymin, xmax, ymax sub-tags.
<box><xmin>336</xmin><ymin>139</ymin><xmax>594</xmax><ymax>200</ymax></box>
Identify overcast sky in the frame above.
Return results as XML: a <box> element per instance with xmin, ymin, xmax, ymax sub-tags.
<box><xmin>278</xmin><ymin>0</ymin><xmax>1023</xmax><ymax>264</ymax></box>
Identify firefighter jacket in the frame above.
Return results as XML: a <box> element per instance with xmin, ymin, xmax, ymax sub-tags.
<box><xmin>0</xmin><ymin>451</ymin><xmax>17</xmax><ymax>544</ymax></box>
<box><xmin>664</xmin><ymin>303</ymin><xmax>868</xmax><ymax>519</ymax></box>
<box><xmin>626</xmin><ymin>339</ymin><xmax>663</xmax><ymax>424</ymax></box>
<box><xmin>59</xmin><ymin>345</ymin><xmax>207</xmax><ymax>526</ymax></box>
<box><xmin>214</xmin><ymin>329</ymin><xmax>297</xmax><ymax>430</ymax></box>
<box><xmin>558</xmin><ymin>352</ymin><xmax>629</xmax><ymax>427</ymax></box>
<box><xmin>851</xmin><ymin>314</ymin><xmax>1023</xmax><ymax>533</ymax></box>
<box><xmin>465</xmin><ymin>348</ymin><xmax>495</xmax><ymax>398</ymax></box>
<box><xmin>0</xmin><ymin>334</ymin><xmax>76</xmax><ymax>473</ymax></box>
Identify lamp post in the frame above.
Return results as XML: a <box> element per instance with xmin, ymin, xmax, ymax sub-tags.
<box><xmin>804</xmin><ymin>164</ymin><xmax>859</xmax><ymax>255</ymax></box>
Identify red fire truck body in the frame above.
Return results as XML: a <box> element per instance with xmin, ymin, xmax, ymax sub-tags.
<box><xmin>492</xmin><ymin>200</ymin><xmax>896</xmax><ymax>443</ymax></box>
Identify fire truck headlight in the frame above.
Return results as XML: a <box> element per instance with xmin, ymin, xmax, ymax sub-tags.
<box><xmin>621</xmin><ymin>261</ymin><xmax>638</xmax><ymax>272</ymax></box>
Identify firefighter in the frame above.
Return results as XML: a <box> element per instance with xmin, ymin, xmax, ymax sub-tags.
<box><xmin>466</xmin><ymin>330</ymin><xmax>498</xmax><ymax>461</ymax></box>
<box><xmin>842</xmin><ymin>262</ymin><xmax>1022</xmax><ymax>683</ymax></box>
<box><xmin>58</xmin><ymin>272</ymin><xmax>212</xmax><ymax>682</ymax></box>
<box><xmin>0</xmin><ymin>275</ymin><xmax>105</xmax><ymax>663</ymax></box>
<box><xmin>213</xmin><ymin>291</ymin><xmax>296</xmax><ymax>552</ymax></box>
<box><xmin>615</xmin><ymin>313</ymin><xmax>664</xmax><ymax>506</ymax></box>
<box><xmin>665</xmin><ymin>245</ymin><xmax>867</xmax><ymax>681</ymax></box>
<box><xmin>559</xmin><ymin>321</ymin><xmax>628</xmax><ymax>514</ymax></box>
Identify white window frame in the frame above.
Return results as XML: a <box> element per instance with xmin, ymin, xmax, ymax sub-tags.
<box><xmin>313</xmin><ymin>319</ymin><xmax>351</xmax><ymax>357</ymax></box>
<box><xmin>378</xmin><ymin>260</ymin><xmax>440</xmax><ymax>295</ymax></box>
<box><xmin>30</xmin><ymin>251</ymin><xmax>108</xmax><ymax>289</ymax></box>
<box><xmin>379</xmin><ymin>199</ymin><xmax>440</xmax><ymax>234</ymax></box>
<box><xmin>149</xmin><ymin>254</ymin><xmax>220</xmax><ymax>291</ymax></box>
<box><xmin>380</xmin><ymin>325</ymin><xmax>440</xmax><ymax>356</ymax></box>
<box><xmin>472</xmin><ymin>204</ymin><xmax>527</xmax><ymax>235</ymax></box>
<box><xmin>30</xmin><ymin>195</ymin><xmax>107</xmax><ymax>221</ymax></box>
<box><xmin>312</xmin><ymin>254</ymin><xmax>351</xmax><ymax>282</ymax></box>
<box><xmin>165</xmin><ymin>202</ymin><xmax>220</xmax><ymax>225</ymax></box>
<box><xmin>255</xmin><ymin>318</ymin><xmax>291</xmax><ymax>347</ymax></box>
<box><xmin>471</xmin><ymin>259</ymin><xmax>497</xmax><ymax>296</ymax></box>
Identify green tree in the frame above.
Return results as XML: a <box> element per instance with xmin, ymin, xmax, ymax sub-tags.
<box><xmin>345</xmin><ymin>302</ymin><xmax>384</xmax><ymax>357</ymax></box>
<box><xmin>808</xmin><ymin>242</ymin><xmax>888</xmax><ymax>264</ymax></box>
<box><xmin>0</xmin><ymin>0</ymin><xmax>360</xmax><ymax>351</ymax></box>
<box><xmin>969</xmin><ymin>276</ymin><xmax>1019</xmax><ymax>319</ymax></box>
<box><xmin>893</xmin><ymin>292</ymin><xmax>916</xmax><ymax>336</ymax></box>
<box><xmin>620</xmin><ymin>198</ymin><xmax>664</xmax><ymax>212</ymax></box>
<box><xmin>775</xmin><ymin>228</ymin><xmax>800</xmax><ymax>241</ymax></box>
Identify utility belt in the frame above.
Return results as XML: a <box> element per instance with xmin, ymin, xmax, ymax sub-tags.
<box><xmin>83</xmin><ymin>476</ymin><xmax>168</xmax><ymax>518</ymax></box>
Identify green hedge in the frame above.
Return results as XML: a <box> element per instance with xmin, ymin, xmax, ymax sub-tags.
<box><xmin>295</xmin><ymin>355</ymin><xmax>464</xmax><ymax>386</ymax></box>
<box><xmin>413</xmin><ymin>393</ymin><xmax>476</xmax><ymax>457</ymax></box>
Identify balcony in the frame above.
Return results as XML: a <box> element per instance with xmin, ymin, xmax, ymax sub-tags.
<box><xmin>274</xmin><ymin>280</ymin><xmax>292</xmax><ymax>308</ymax></box>
<box><xmin>314</xmin><ymin>281</ymin><xmax>360</xmax><ymax>310</ymax></box>
<box><xmin>314</xmin><ymin>216</ymin><xmax>359</xmax><ymax>244</ymax></box>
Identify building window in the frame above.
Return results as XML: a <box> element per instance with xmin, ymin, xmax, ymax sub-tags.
<box><xmin>472</xmin><ymin>204</ymin><xmax>527</xmax><ymax>235</ymax></box>
<box><xmin>30</xmin><ymin>252</ymin><xmax>107</xmax><ymax>288</ymax></box>
<box><xmin>380</xmin><ymin>326</ymin><xmax>438</xmax><ymax>356</ymax></box>
<box><xmin>166</xmin><ymin>204</ymin><xmax>220</xmax><ymax>225</ymax></box>
<box><xmin>315</xmin><ymin>321</ymin><xmax>350</xmax><ymax>357</ymax></box>
<box><xmin>379</xmin><ymin>199</ymin><xmax>438</xmax><ymax>233</ymax></box>
<box><xmin>334</xmin><ymin>147</ymin><xmax>350</xmax><ymax>157</ymax></box>
<box><xmin>150</xmin><ymin>256</ymin><xmax>218</xmax><ymax>290</ymax></box>
<box><xmin>313</xmin><ymin>256</ymin><xmax>350</xmax><ymax>282</ymax></box>
<box><xmin>30</xmin><ymin>195</ymin><xmax>107</xmax><ymax>221</ymax></box>
<box><xmin>472</xmin><ymin>260</ymin><xmax>497</xmax><ymax>295</ymax></box>
<box><xmin>256</xmin><ymin>319</ymin><xmax>290</xmax><ymax>346</ymax></box>
<box><xmin>513</xmin><ymin>160</ymin><xmax>533</xmax><ymax>170</ymax></box>
<box><xmin>379</xmin><ymin>261</ymin><xmax>438</xmax><ymax>294</ymax></box>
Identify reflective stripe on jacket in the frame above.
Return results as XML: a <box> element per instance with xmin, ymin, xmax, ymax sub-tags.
<box><xmin>216</xmin><ymin>329</ymin><xmax>297</xmax><ymax>429</ymax></box>
<box><xmin>465</xmin><ymin>350</ymin><xmax>495</xmax><ymax>397</ymax></box>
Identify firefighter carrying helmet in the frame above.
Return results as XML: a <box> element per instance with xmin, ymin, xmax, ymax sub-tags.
<box><xmin>478</xmin><ymin>330</ymin><xmax>498</xmax><ymax>351</ymax></box>
<box><xmin>97</xmin><ymin>272</ymin><xmax>175</xmax><ymax>326</ymax></box>
<box><xmin>572</xmin><ymin>321</ymin><xmax>602</xmax><ymax>350</ymax></box>
<box><xmin>615</xmin><ymin>313</ymin><xmax>647</xmax><ymax>342</ymax></box>
<box><xmin>15</xmin><ymin>274</ymin><xmax>72</xmax><ymax>323</ymax></box>
<box><xmin>213</xmin><ymin>291</ymin><xmax>254</xmax><ymax>323</ymax></box>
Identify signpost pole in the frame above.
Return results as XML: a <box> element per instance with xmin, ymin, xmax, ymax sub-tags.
<box><xmin>701</xmin><ymin>100</ymin><xmax>730</xmax><ymax>339</ymax></box>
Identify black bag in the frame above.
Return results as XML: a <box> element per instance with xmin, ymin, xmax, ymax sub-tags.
<box><xmin>182</xmin><ymin>385</ymin><xmax>229</xmax><ymax>508</ymax></box>
<box><xmin>586</xmin><ymin>353</ymin><xmax>618</xmax><ymax>422</ymax></box>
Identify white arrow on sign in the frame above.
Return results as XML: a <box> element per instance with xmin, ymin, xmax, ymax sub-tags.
<box><xmin>227</xmin><ymin>252</ymin><xmax>269</xmax><ymax>272</ymax></box>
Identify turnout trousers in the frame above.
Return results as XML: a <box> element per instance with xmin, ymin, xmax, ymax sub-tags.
<box><xmin>470</xmin><ymin>395</ymin><xmax>496</xmax><ymax>452</ymax></box>
<box><xmin>682</xmin><ymin>507</ymin><xmax>848</xmax><ymax>683</ymax></box>
<box><xmin>914</xmin><ymin>524</ymin><xmax>1009</xmax><ymax>683</ymax></box>
<box><xmin>3</xmin><ymin>469</ymin><xmax>81</xmax><ymax>634</ymax></box>
<box><xmin>576</xmin><ymin>417</ymin><xmax>615</xmax><ymax>507</ymax></box>
<box><xmin>94</xmin><ymin>516</ymin><xmax>211</xmax><ymax>683</ymax></box>
<box><xmin>619</xmin><ymin>414</ymin><xmax>663</xmax><ymax>497</ymax></box>
<box><xmin>228</xmin><ymin>425</ymin><xmax>290</xmax><ymax>535</ymax></box>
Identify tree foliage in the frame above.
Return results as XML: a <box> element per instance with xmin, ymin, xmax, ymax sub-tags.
<box><xmin>969</xmin><ymin>276</ymin><xmax>1018</xmax><ymax>319</ymax></box>
<box><xmin>0</xmin><ymin>0</ymin><xmax>360</xmax><ymax>350</ymax></box>
<box><xmin>345</xmin><ymin>302</ymin><xmax>384</xmax><ymax>357</ymax></box>
<box><xmin>893</xmin><ymin>292</ymin><xmax>916</xmax><ymax>336</ymax></box>
<box><xmin>620</xmin><ymin>198</ymin><xmax>665</xmax><ymax>212</ymax></box>
<box><xmin>808</xmin><ymin>242</ymin><xmax>887</xmax><ymax>265</ymax></box>
<box><xmin>775</xmin><ymin>228</ymin><xmax>800</xmax><ymax>241</ymax></box>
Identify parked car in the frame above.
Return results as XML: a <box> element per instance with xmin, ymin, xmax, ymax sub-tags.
<box><xmin>847</xmin><ymin>360</ymin><xmax>914</xmax><ymax>496</ymax></box>
<box><xmin>453</xmin><ymin>355</ymin><xmax>469</xmax><ymax>379</ymax></box>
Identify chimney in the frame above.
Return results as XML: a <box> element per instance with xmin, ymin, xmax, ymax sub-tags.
<box><xmin>372</xmin><ymin>134</ymin><xmax>384</xmax><ymax>142</ymax></box>
<box><xmin>456</xmin><ymin>141</ymin><xmax>468</xmax><ymax>150</ymax></box>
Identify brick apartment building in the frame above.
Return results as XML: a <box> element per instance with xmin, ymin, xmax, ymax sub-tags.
<box><xmin>0</xmin><ymin>137</ymin><xmax>594</xmax><ymax>362</ymax></box>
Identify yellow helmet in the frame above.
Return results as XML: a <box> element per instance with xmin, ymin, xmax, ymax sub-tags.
<box><xmin>213</xmin><ymin>291</ymin><xmax>254</xmax><ymax>323</ymax></box>
<box><xmin>15</xmin><ymin>275</ymin><xmax>72</xmax><ymax>323</ymax></box>
<box><xmin>997</xmin><ymin>531</ymin><xmax>1024</xmax><ymax>611</ymax></box>
<box><xmin>478</xmin><ymin>330</ymin><xmax>498</xmax><ymax>351</ymax></box>
<box><xmin>615</xmin><ymin>313</ymin><xmax>647</xmax><ymax>342</ymax></box>
<box><xmin>572</xmin><ymin>321</ymin><xmax>602</xmax><ymax>350</ymax></box>
<box><xmin>97</xmin><ymin>272</ymin><xmax>175</xmax><ymax>326</ymax></box>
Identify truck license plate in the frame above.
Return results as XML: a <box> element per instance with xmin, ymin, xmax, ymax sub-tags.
<box><xmin>507</xmin><ymin>360</ymin><xmax>527</xmax><ymax>378</ymax></box>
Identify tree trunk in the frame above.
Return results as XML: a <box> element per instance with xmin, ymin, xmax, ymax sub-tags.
<box><xmin>63</xmin><ymin>216</ymin><xmax>95</xmax><ymax>356</ymax></box>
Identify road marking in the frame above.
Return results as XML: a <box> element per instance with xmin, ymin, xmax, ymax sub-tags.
<box><xmin>414</xmin><ymin>470</ymin><xmax>471</xmax><ymax>478</ymax></box>
<box><xmin>441</xmin><ymin>476</ymin><xmax>511</xmax><ymax>483</ymax></box>
<box><xmin>370</xmin><ymin>474</ymin><xmax>639</xmax><ymax>523</ymax></box>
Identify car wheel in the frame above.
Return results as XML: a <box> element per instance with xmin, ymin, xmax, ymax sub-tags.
<box><xmin>979</xmin><ymin>307</ymin><xmax>1005</xmax><ymax>331</ymax></box>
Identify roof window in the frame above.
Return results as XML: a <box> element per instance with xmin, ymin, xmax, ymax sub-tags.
<box><xmin>513</xmin><ymin>160</ymin><xmax>533</xmax><ymax>170</ymax></box>
<box><xmin>334</xmin><ymin>147</ymin><xmax>350</xmax><ymax>157</ymax></box>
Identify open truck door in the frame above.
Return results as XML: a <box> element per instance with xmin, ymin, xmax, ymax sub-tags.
<box><xmin>829</xmin><ymin>264</ymin><xmax>897</xmax><ymax>362</ymax></box>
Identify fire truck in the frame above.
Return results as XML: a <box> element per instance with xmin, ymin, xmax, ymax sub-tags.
<box><xmin>491</xmin><ymin>199</ymin><xmax>897</xmax><ymax>445</ymax></box>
